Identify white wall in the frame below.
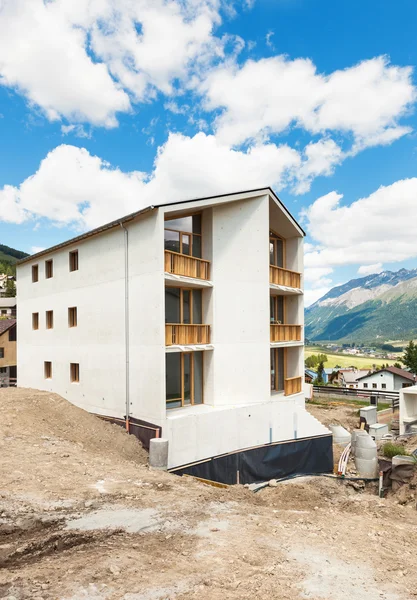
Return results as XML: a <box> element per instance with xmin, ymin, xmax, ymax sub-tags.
<box><xmin>358</xmin><ymin>371</ymin><xmax>399</xmax><ymax>391</ymax></box>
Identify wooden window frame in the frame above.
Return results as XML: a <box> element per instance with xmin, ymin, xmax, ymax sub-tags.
<box><xmin>164</xmin><ymin>213</ymin><xmax>202</xmax><ymax>258</ymax></box>
<box><xmin>46</xmin><ymin>310</ymin><xmax>54</xmax><ymax>329</ymax></box>
<box><xmin>269</xmin><ymin>230</ymin><xmax>285</xmax><ymax>268</ymax></box>
<box><xmin>45</xmin><ymin>259</ymin><xmax>53</xmax><ymax>279</ymax></box>
<box><xmin>44</xmin><ymin>361</ymin><xmax>52</xmax><ymax>379</ymax></box>
<box><xmin>270</xmin><ymin>347</ymin><xmax>286</xmax><ymax>392</ymax></box>
<box><xmin>270</xmin><ymin>295</ymin><xmax>286</xmax><ymax>324</ymax></box>
<box><xmin>68</xmin><ymin>306</ymin><xmax>77</xmax><ymax>328</ymax></box>
<box><xmin>0</xmin><ymin>348</ymin><xmax>4</xmax><ymax>359</ymax></box>
<box><xmin>165</xmin><ymin>287</ymin><xmax>201</xmax><ymax>325</ymax></box>
<box><xmin>166</xmin><ymin>352</ymin><xmax>203</xmax><ymax>409</ymax></box>
<box><xmin>32</xmin><ymin>264</ymin><xmax>39</xmax><ymax>283</ymax></box>
<box><xmin>32</xmin><ymin>312</ymin><xmax>39</xmax><ymax>330</ymax></box>
<box><xmin>69</xmin><ymin>250</ymin><xmax>79</xmax><ymax>272</ymax></box>
<box><xmin>70</xmin><ymin>362</ymin><xmax>80</xmax><ymax>383</ymax></box>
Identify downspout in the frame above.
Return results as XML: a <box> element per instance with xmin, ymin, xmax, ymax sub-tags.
<box><xmin>120</xmin><ymin>222</ymin><xmax>130</xmax><ymax>433</ymax></box>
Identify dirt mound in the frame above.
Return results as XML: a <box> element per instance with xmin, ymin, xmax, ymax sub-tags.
<box><xmin>307</xmin><ymin>400</ymin><xmax>360</xmax><ymax>431</ymax></box>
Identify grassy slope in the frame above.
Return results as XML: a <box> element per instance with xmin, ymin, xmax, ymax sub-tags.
<box><xmin>305</xmin><ymin>348</ymin><xmax>397</xmax><ymax>369</ymax></box>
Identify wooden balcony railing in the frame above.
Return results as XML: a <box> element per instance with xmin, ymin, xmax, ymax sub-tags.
<box><xmin>270</xmin><ymin>265</ymin><xmax>301</xmax><ymax>288</ymax></box>
<box><xmin>270</xmin><ymin>324</ymin><xmax>302</xmax><ymax>342</ymax></box>
<box><xmin>166</xmin><ymin>324</ymin><xmax>210</xmax><ymax>346</ymax></box>
<box><xmin>165</xmin><ymin>250</ymin><xmax>210</xmax><ymax>280</ymax></box>
<box><xmin>284</xmin><ymin>376</ymin><xmax>302</xmax><ymax>396</ymax></box>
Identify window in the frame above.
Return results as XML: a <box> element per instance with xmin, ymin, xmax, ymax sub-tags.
<box><xmin>32</xmin><ymin>312</ymin><xmax>39</xmax><ymax>330</ymax></box>
<box><xmin>271</xmin><ymin>347</ymin><xmax>285</xmax><ymax>391</ymax></box>
<box><xmin>69</xmin><ymin>250</ymin><xmax>79</xmax><ymax>272</ymax></box>
<box><xmin>32</xmin><ymin>264</ymin><xmax>39</xmax><ymax>283</ymax></box>
<box><xmin>70</xmin><ymin>363</ymin><xmax>80</xmax><ymax>383</ymax></box>
<box><xmin>269</xmin><ymin>231</ymin><xmax>284</xmax><ymax>268</ymax></box>
<box><xmin>44</xmin><ymin>361</ymin><xmax>52</xmax><ymax>379</ymax></box>
<box><xmin>166</xmin><ymin>352</ymin><xmax>203</xmax><ymax>408</ymax></box>
<box><xmin>46</xmin><ymin>310</ymin><xmax>54</xmax><ymax>329</ymax></box>
<box><xmin>381</xmin><ymin>383</ymin><xmax>387</xmax><ymax>389</ymax></box>
<box><xmin>0</xmin><ymin>348</ymin><xmax>4</xmax><ymax>359</ymax></box>
<box><xmin>68</xmin><ymin>307</ymin><xmax>77</xmax><ymax>327</ymax></box>
<box><xmin>1</xmin><ymin>310</ymin><xmax>6</xmax><ymax>315</ymax></box>
<box><xmin>270</xmin><ymin>295</ymin><xmax>285</xmax><ymax>323</ymax></box>
<box><xmin>165</xmin><ymin>288</ymin><xmax>202</xmax><ymax>324</ymax></box>
<box><xmin>8</xmin><ymin>326</ymin><xmax>16</xmax><ymax>342</ymax></box>
<box><xmin>164</xmin><ymin>214</ymin><xmax>202</xmax><ymax>258</ymax></box>
<box><xmin>45</xmin><ymin>259</ymin><xmax>53</xmax><ymax>279</ymax></box>
<box><xmin>363</xmin><ymin>383</ymin><xmax>368</xmax><ymax>388</ymax></box>
<box><xmin>372</xmin><ymin>383</ymin><xmax>377</xmax><ymax>389</ymax></box>
<box><xmin>0</xmin><ymin>367</ymin><xmax>7</xmax><ymax>374</ymax></box>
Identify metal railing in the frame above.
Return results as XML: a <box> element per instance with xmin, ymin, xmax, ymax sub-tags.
<box><xmin>312</xmin><ymin>385</ymin><xmax>399</xmax><ymax>410</ymax></box>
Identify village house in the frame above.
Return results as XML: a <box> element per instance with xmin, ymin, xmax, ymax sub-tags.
<box><xmin>0</xmin><ymin>318</ymin><xmax>17</xmax><ymax>385</ymax></box>
<box><xmin>337</xmin><ymin>368</ymin><xmax>370</xmax><ymax>388</ymax></box>
<box><xmin>0</xmin><ymin>298</ymin><xmax>17</xmax><ymax>318</ymax></box>
<box><xmin>16</xmin><ymin>188</ymin><xmax>331</xmax><ymax>483</ymax></box>
<box><xmin>356</xmin><ymin>366</ymin><xmax>415</xmax><ymax>393</ymax></box>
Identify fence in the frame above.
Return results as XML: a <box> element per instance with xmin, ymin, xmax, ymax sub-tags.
<box><xmin>312</xmin><ymin>385</ymin><xmax>399</xmax><ymax>410</ymax></box>
<box><xmin>0</xmin><ymin>377</ymin><xmax>17</xmax><ymax>388</ymax></box>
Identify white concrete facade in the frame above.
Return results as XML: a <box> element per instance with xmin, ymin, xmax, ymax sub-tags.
<box><xmin>17</xmin><ymin>188</ymin><xmax>329</xmax><ymax>469</ymax></box>
<box><xmin>399</xmin><ymin>384</ymin><xmax>417</xmax><ymax>434</ymax></box>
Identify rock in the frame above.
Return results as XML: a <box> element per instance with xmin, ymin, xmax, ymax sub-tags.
<box><xmin>109</xmin><ymin>565</ymin><xmax>121</xmax><ymax>576</ymax></box>
<box><xmin>268</xmin><ymin>479</ymin><xmax>278</xmax><ymax>487</ymax></box>
<box><xmin>84</xmin><ymin>500</ymin><xmax>93</xmax><ymax>508</ymax></box>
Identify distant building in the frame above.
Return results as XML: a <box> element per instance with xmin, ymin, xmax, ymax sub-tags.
<box><xmin>356</xmin><ymin>366</ymin><xmax>415</xmax><ymax>392</ymax></box>
<box><xmin>305</xmin><ymin>368</ymin><xmax>317</xmax><ymax>383</ymax></box>
<box><xmin>0</xmin><ymin>319</ymin><xmax>17</xmax><ymax>384</ymax></box>
<box><xmin>338</xmin><ymin>369</ymin><xmax>370</xmax><ymax>389</ymax></box>
<box><xmin>0</xmin><ymin>298</ymin><xmax>17</xmax><ymax>318</ymax></box>
<box><xmin>0</xmin><ymin>274</ymin><xmax>16</xmax><ymax>298</ymax></box>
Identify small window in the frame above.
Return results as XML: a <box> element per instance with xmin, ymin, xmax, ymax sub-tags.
<box><xmin>70</xmin><ymin>362</ymin><xmax>80</xmax><ymax>383</ymax></box>
<box><xmin>0</xmin><ymin>367</ymin><xmax>7</xmax><ymax>374</ymax></box>
<box><xmin>1</xmin><ymin>310</ymin><xmax>6</xmax><ymax>315</ymax></box>
<box><xmin>32</xmin><ymin>312</ymin><xmax>39</xmax><ymax>330</ymax></box>
<box><xmin>8</xmin><ymin>326</ymin><xmax>16</xmax><ymax>342</ymax></box>
<box><xmin>46</xmin><ymin>310</ymin><xmax>54</xmax><ymax>329</ymax></box>
<box><xmin>44</xmin><ymin>361</ymin><xmax>52</xmax><ymax>379</ymax></box>
<box><xmin>0</xmin><ymin>348</ymin><xmax>4</xmax><ymax>359</ymax></box>
<box><xmin>45</xmin><ymin>259</ymin><xmax>53</xmax><ymax>279</ymax></box>
<box><xmin>68</xmin><ymin>307</ymin><xmax>77</xmax><ymax>327</ymax></box>
<box><xmin>69</xmin><ymin>250</ymin><xmax>79</xmax><ymax>272</ymax></box>
<box><xmin>381</xmin><ymin>383</ymin><xmax>387</xmax><ymax>389</ymax></box>
<box><xmin>372</xmin><ymin>383</ymin><xmax>377</xmax><ymax>389</ymax></box>
<box><xmin>32</xmin><ymin>265</ymin><xmax>39</xmax><ymax>283</ymax></box>
<box><xmin>363</xmin><ymin>383</ymin><xmax>368</xmax><ymax>388</ymax></box>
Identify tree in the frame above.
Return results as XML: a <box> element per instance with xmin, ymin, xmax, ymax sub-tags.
<box><xmin>401</xmin><ymin>341</ymin><xmax>417</xmax><ymax>375</ymax></box>
<box><xmin>305</xmin><ymin>355</ymin><xmax>318</xmax><ymax>369</ymax></box>
<box><xmin>4</xmin><ymin>278</ymin><xmax>16</xmax><ymax>298</ymax></box>
<box><xmin>317</xmin><ymin>353</ymin><xmax>328</xmax><ymax>364</ymax></box>
<box><xmin>393</xmin><ymin>362</ymin><xmax>402</xmax><ymax>369</ymax></box>
<box><xmin>313</xmin><ymin>361</ymin><xmax>325</xmax><ymax>386</ymax></box>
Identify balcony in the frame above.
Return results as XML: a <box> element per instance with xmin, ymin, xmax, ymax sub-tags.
<box><xmin>166</xmin><ymin>324</ymin><xmax>211</xmax><ymax>346</ymax></box>
<box><xmin>270</xmin><ymin>265</ymin><xmax>301</xmax><ymax>289</ymax></box>
<box><xmin>284</xmin><ymin>376</ymin><xmax>302</xmax><ymax>396</ymax></box>
<box><xmin>270</xmin><ymin>324</ymin><xmax>302</xmax><ymax>343</ymax></box>
<box><xmin>165</xmin><ymin>250</ymin><xmax>210</xmax><ymax>281</ymax></box>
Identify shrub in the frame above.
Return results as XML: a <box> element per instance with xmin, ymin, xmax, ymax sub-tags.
<box><xmin>382</xmin><ymin>443</ymin><xmax>409</xmax><ymax>459</ymax></box>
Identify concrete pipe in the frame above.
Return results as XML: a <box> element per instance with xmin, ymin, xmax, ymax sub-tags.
<box><xmin>149</xmin><ymin>438</ymin><xmax>169</xmax><ymax>470</ymax></box>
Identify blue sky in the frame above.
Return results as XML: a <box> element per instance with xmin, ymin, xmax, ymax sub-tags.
<box><xmin>1</xmin><ymin>0</ymin><xmax>417</xmax><ymax>304</ymax></box>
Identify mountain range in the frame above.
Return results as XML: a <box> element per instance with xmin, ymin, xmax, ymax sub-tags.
<box><xmin>0</xmin><ymin>244</ymin><xmax>29</xmax><ymax>265</ymax></box>
<box><xmin>305</xmin><ymin>268</ymin><xmax>417</xmax><ymax>343</ymax></box>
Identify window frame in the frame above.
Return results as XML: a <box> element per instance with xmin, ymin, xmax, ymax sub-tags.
<box><xmin>372</xmin><ymin>383</ymin><xmax>377</xmax><ymax>389</ymax></box>
<box><xmin>271</xmin><ymin>347</ymin><xmax>286</xmax><ymax>392</ymax></box>
<box><xmin>270</xmin><ymin>295</ymin><xmax>285</xmax><ymax>324</ymax></box>
<box><xmin>46</xmin><ymin>310</ymin><xmax>54</xmax><ymax>330</ymax></box>
<box><xmin>363</xmin><ymin>383</ymin><xmax>368</xmax><ymax>388</ymax></box>
<box><xmin>70</xmin><ymin>362</ymin><xmax>80</xmax><ymax>383</ymax></box>
<box><xmin>32</xmin><ymin>312</ymin><xmax>39</xmax><ymax>330</ymax></box>
<box><xmin>68</xmin><ymin>306</ymin><xmax>78</xmax><ymax>328</ymax></box>
<box><xmin>0</xmin><ymin>347</ymin><xmax>4</xmax><ymax>359</ymax></box>
<box><xmin>166</xmin><ymin>351</ymin><xmax>203</xmax><ymax>409</ymax></box>
<box><xmin>269</xmin><ymin>230</ymin><xmax>285</xmax><ymax>268</ymax></box>
<box><xmin>164</xmin><ymin>213</ymin><xmax>202</xmax><ymax>258</ymax></box>
<box><xmin>381</xmin><ymin>383</ymin><xmax>387</xmax><ymax>389</ymax></box>
<box><xmin>32</xmin><ymin>264</ymin><xmax>39</xmax><ymax>283</ymax></box>
<box><xmin>69</xmin><ymin>250</ymin><xmax>79</xmax><ymax>272</ymax></box>
<box><xmin>44</xmin><ymin>361</ymin><xmax>52</xmax><ymax>379</ymax></box>
<box><xmin>45</xmin><ymin>259</ymin><xmax>53</xmax><ymax>279</ymax></box>
<box><xmin>165</xmin><ymin>287</ymin><xmax>202</xmax><ymax>325</ymax></box>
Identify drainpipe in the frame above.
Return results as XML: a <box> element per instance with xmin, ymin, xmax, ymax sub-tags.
<box><xmin>120</xmin><ymin>222</ymin><xmax>130</xmax><ymax>433</ymax></box>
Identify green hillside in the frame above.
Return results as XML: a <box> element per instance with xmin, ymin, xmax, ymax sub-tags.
<box><xmin>0</xmin><ymin>244</ymin><xmax>29</xmax><ymax>264</ymax></box>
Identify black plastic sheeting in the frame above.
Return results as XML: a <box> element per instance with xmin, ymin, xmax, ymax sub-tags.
<box><xmin>171</xmin><ymin>434</ymin><xmax>333</xmax><ymax>485</ymax></box>
<box><xmin>97</xmin><ymin>415</ymin><xmax>161</xmax><ymax>451</ymax></box>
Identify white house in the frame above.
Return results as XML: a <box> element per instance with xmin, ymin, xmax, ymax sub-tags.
<box><xmin>356</xmin><ymin>367</ymin><xmax>415</xmax><ymax>393</ymax></box>
<box><xmin>17</xmin><ymin>188</ymin><xmax>331</xmax><ymax>483</ymax></box>
<box><xmin>0</xmin><ymin>297</ymin><xmax>17</xmax><ymax>317</ymax></box>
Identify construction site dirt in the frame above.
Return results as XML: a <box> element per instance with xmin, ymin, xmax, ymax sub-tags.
<box><xmin>1</xmin><ymin>388</ymin><xmax>417</xmax><ymax>600</ymax></box>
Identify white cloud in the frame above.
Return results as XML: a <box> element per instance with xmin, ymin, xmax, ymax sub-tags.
<box><xmin>357</xmin><ymin>263</ymin><xmax>384</xmax><ymax>276</ymax></box>
<box><xmin>31</xmin><ymin>246</ymin><xmax>46</xmax><ymax>254</ymax></box>
<box><xmin>201</xmin><ymin>55</ymin><xmax>415</xmax><ymax>149</ymax></box>
<box><xmin>61</xmin><ymin>124</ymin><xmax>91</xmax><ymax>138</ymax></box>
<box><xmin>304</xmin><ymin>286</ymin><xmax>332</xmax><ymax>308</ymax></box>
<box><xmin>0</xmin><ymin>0</ymin><xmax>233</xmax><ymax>126</ymax></box>
<box><xmin>303</xmin><ymin>179</ymin><xmax>417</xmax><ymax>272</ymax></box>
<box><xmin>266</xmin><ymin>31</ymin><xmax>275</xmax><ymax>49</ymax></box>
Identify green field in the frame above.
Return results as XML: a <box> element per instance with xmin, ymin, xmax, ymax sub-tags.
<box><xmin>305</xmin><ymin>348</ymin><xmax>397</xmax><ymax>370</ymax></box>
